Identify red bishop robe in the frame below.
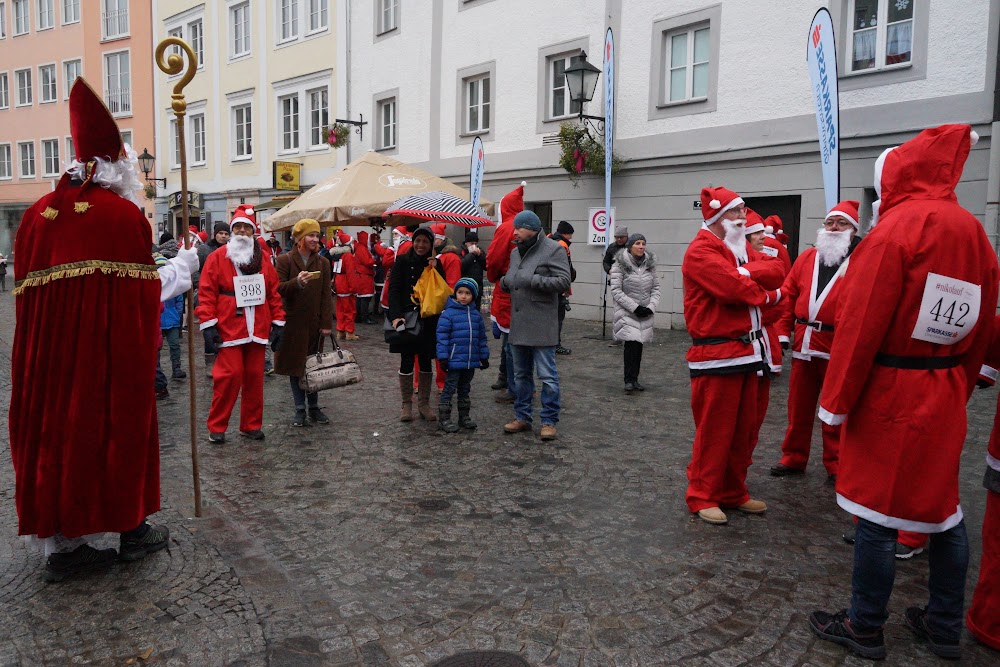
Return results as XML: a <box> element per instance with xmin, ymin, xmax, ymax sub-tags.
<box><xmin>10</xmin><ymin>185</ymin><xmax>162</xmax><ymax>538</ymax></box>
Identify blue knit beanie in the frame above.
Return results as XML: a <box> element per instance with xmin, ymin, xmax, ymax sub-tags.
<box><xmin>454</xmin><ymin>277</ymin><xmax>479</xmax><ymax>299</ymax></box>
<box><xmin>513</xmin><ymin>210</ymin><xmax>542</xmax><ymax>231</ymax></box>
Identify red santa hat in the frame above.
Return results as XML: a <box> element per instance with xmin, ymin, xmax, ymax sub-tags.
<box><xmin>744</xmin><ymin>208</ymin><xmax>765</xmax><ymax>235</ymax></box>
<box><xmin>338</xmin><ymin>231</ymin><xmax>352</xmax><ymax>245</ymax></box>
<box><xmin>499</xmin><ymin>182</ymin><xmax>527</xmax><ymax>226</ymax></box>
<box><xmin>430</xmin><ymin>222</ymin><xmax>448</xmax><ymax>240</ymax></box>
<box><xmin>700</xmin><ymin>186</ymin><xmax>744</xmax><ymax>226</ymax></box>
<box><xmin>763</xmin><ymin>215</ymin><xmax>788</xmax><ymax>244</ymax></box>
<box><xmin>197</xmin><ymin>230</ymin><xmax>208</xmax><ymax>243</ymax></box>
<box><xmin>393</xmin><ymin>225</ymin><xmax>412</xmax><ymax>237</ymax></box>
<box><xmin>230</xmin><ymin>204</ymin><xmax>258</xmax><ymax>233</ymax></box>
<box><xmin>826</xmin><ymin>200</ymin><xmax>861</xmax><ymax>229</ymax></box>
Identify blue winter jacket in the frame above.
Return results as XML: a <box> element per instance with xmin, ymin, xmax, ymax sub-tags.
<box><xmin>161</xmin><ymin>293</ymin><xmax>184</xmax><ymax>330</ymax></box>
<box><xmin>436</xmin><ymin>297</ymin><xmax>490</xmax><ymax>369</ymax></box>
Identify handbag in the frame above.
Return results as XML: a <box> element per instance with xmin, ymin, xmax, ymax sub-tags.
<box><xmin>299</xmin><ymin>334</ymin><xmax>363</xmax><ymax>392</ymax></box>
<box><xmin>383</xmin><ymin>309</ymin><xmax>422</xmax><ymax>344</ymax></box>
<box><xmin>413</xmin><ymin>266</ymin><xmax>450</xmax><ymax>317</ymax></box>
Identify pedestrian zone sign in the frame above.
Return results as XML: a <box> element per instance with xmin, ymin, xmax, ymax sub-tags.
<box><xmin>588</xmin><ymin>207</ymin><xmax>616</xmax><ymax>246</ymax></box>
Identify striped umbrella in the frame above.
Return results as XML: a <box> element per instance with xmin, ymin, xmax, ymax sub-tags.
<box><xmin>384</xmin><ymin>191</ymin><xmax>495</xmax><ymax>228</ymax></box>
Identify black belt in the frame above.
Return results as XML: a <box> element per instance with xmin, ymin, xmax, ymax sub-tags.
<box><xmin>692</xmin><ymin>329</ymin><xmax>764</xmax><ymax>346</ymax></box>
<box><xmin>220</xmin><ymin>290</ymin><xmax>236</xmax><ymax>297</ymax></box>
<box><xmin>796</xmin><ymin>317</ymin><xmax>833</xmax><ymax>333</ymax></box>
<box><xmin>875</xmin><ymin>353</ymin><xmax>961</xmax><ymax>370</ymax></box>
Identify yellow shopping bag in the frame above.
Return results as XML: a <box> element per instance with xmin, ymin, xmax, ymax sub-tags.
<box><xmin>413</xmin><ymin>266</ymin><xmax>451</xmax><ymax>317</ymax></box>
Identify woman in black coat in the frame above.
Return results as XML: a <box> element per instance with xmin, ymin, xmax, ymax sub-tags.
<box><xmin>388</xmin><ymin>228</ymin><xmax>445</xmax><ymax>422</ymax></box>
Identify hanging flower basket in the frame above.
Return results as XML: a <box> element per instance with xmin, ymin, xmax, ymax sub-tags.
<box><xmin>557</xmin><ymin>122</ymin><xmax>624</xmax><ymax>184</ymax></box>
<box><xmin>324</xmin><ymin>122</ymin><xmax>352</xmax><ymax>149</ymax></box>
<box><xmin>143</xmin><ymin>183</ymin><xmax>157</xmax><ymax>200</ymax></box>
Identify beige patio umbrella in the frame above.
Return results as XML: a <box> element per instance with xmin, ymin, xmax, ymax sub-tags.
<box><xmin>262</xmin><ymin>151</ymin><xmax>494</xmax><ymax>232</ymax></box>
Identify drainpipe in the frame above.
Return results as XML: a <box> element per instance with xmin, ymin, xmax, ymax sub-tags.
<box><xmin>989</xmin><ymin>17</ymin><xmax>1000</xmax><ymax>251</ymax></box>
<box><xmin>344</xmin><ymin>0</ymin><xmax>352</xmax><ymax>165</ymax></box>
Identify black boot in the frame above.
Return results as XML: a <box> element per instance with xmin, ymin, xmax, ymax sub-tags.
<box><xmin>119</xmin><ymin>522</ymin><xmax>170</xmax><ymax>562</ymax></box>
<box><xmin>457</xmin><ymin>398</ymin><xmax>477</xmax><ymax>429</ymax></box>
<box><xmin>309</xmin><ymin>407</ymin><xmax>331</xmax><ymax>424</ymax></box>
<box><xmin>491</xmin><ymin>374</ymin><xmax>507</xmax><ymax>390</ymax></box>
<box><xmin>438</xmin><ymin>403</ymin><xmax>460</xmax><ymax>433</ymax></box>
<box><xmin>171</xmin><ymin>363</ymin><xmax>186</xmax><ymax>380</ymax></box>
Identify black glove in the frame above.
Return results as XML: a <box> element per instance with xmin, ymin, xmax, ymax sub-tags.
<box><xmin>977</xmin><ymin>378</ymin><xmax>993</xmax><ymax>389</ymax></box>
<box><xmin>439</xmin><ymin>358</ymin><xmax>449</xmax><ymax>372</ymax></box>
<box><xmin>781</xmin><ymin>341</ymin><xmax>790</xmax><ymax>351</ymax></box>
<box><xmin>269</xmin><ymin>324</ymin><xmax>284</xmax><ymax>353</ymax></box>
<box><xmin>203</xmin><ymin>326</ymin><xmax>222</xmax><ymax>353</ymax></box>
<box><xmin>480</xmin><ymin>359</ymin><xmax>490</xmax><ymax>370</ymax></box>
<box><xmin>634</xmin><ymin>306</ymin><xmax>653</xmax><ymax>318</ymax></box>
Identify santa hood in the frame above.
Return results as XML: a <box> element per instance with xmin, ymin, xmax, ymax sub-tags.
<box><xmin>498</xmin><ymin>182</ymin><xmax>526</xmax><ymax>226</ymax></box>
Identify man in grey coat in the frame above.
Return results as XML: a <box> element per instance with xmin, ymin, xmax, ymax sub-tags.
<box><xmin>501</xmin><ymin>211</ymin><xmax>572</xmax><ymax>441</ymax></box>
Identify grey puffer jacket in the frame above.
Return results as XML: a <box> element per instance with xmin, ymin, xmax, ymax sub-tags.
<box><xmin>610</xmin><ymin>250</ymin><xmax>661</xmax><ymax>343</ymax></box>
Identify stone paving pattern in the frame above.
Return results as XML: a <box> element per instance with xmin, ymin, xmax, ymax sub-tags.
<box><xmin>0</xmin><ymin>289</ymin><xmax>997</xmax><ymax>666</ymax></box>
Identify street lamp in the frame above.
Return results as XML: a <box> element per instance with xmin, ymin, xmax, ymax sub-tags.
<box><xmin>564</xmin><ymin>51</ymin><xmax>605</xmax><ymax>136</ymax></box>
<box><xmin>137</xmin><ymin>147</ymin><xmax>166</xmax><ymax>189</ymax></box>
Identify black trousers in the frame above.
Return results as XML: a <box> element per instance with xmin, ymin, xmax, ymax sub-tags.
<box><xmin>624</xmin><ymin>341</ymin><xmax>644</xmax><ymax>383</ymax></box>
<box><xmin>557</xmin><ymin>298</ymin><xmax>567</xmax><ymax>345</ymax></box>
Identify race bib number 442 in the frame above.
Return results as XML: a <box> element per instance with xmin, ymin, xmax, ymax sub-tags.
<box><xmin>234</xmin><ymin>274</ymin><xmax>266</xmax><ymax>308</ymax></box>
<box><xmin>911</xmin><ymin>272</ymin><xmax>981</xmax><ymax>345</ymax></box>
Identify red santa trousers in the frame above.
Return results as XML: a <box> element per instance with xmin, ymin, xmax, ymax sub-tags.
<box><xmin>968</xmin><ymin>490</ymin><xmax>1000</xmax><ymax>650</ymax></box>
<box><xmin>208</xmin><ymin>344</ymin><xmax>265</xmax><ymax>433</ymax></box>
<box><xmin>686</xmin><ymin>372</ymin><xmax>759</xmax><ymax>512</ymax></box>
<box><xmin>779</xmin><ymin>358</ymin><xmax>840</xmax><ymax>476</ymax></box>
<box><xmin>335</xmin><ymin>294</ymin><xmax>356</xmax><ymax>333</ymax></box>
<box><xmin>413</xmin><ymin>357</ymin><xmax>447</xmax><ymax>391</ymax></box>
<box><xmin>750</xmin><ymin>376</ymin><xmax>771</xmax><ymax>450</ymax></box>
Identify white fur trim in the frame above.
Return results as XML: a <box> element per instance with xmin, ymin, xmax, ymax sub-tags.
<box><xmin>970</xmin><ymin>130</ymin><xmax>980</xmax><ymax>146</ymax></box>
<box><xmin>520</xmin><ymin>180</ymin><xmax>527</xmax><ymax>186</ymax></box>
<box><xmin>687</xmin><ymin>354</ymin><xmax>761</xmax><ymax>371</ymax></box>
<box><xmin>230</xmin><ymin>216</ymin><xmax>257</xmax><ymax>231</ymax></box>
<box><xmin>771</xmin><ymin>289</ymin><xmax>782</xmax><ymax>305</ymax></box>
<box><xmin>778</xmin><ymin>335</ymin><xmax>789</xmax><ymax>344</ymax></box>
<box><xmin>744</xmin><ymin>221</ymin><xmax>765</xmax><ymax>234</ymax></box>
<box><xmin>244</xmin><ymin>207</ymin><xmax>255</xmax><ymax>215</ymax></box>
<box><xmin>826</xmin><ymin>210</ymin><xmax>859</xmax><ymax>229</ymax></box>
<box><xmin>873</xmin><ymin>147</ymin><xmax>895</xmax><ymax>198</ymax></box>
<box><xmin>837</xmin><ymin>494</ymin><xmax>964</xmax><ymax>534</ymax></box>
<box><xmin>764</xmin><ymin>226</ymin><xmax>774</xmax><ymax>234</ymax></box>
<box><xmin>987</xmin><ymin>453</ymin><xmax>1000</xmax><ymax>472</ymax></box>
<box><xmin>703</xmin><ymin>196</ymin><xmax>745</xmax><ymax>227</ymax></box>
<box><xmin>199</xmin><ymin>318</ymin><xmax>219</xmax><ymax>330</ymax></box>
<box><xmin>980</xmin><ymin>365</ymin><xmax>999</xmax><ymax>382</ymax></box>
<box><xmin>272</xmin><ymin>320</ymin><xmax>285</xmax><ymax>327</ymax></box>
<box><xmin>709</xmin><ymin>199</ymin><xmax>721</xmax><ymax>209</ymax></box>
<box><xmin>818</xmin><ymin>406</ymin><xmax>846</xmax><ymax>425</ymax></box>
<box><xmin>736</xmin><ymin>266</ymin><xmax>751</xmax><ymax>277</ymax></box>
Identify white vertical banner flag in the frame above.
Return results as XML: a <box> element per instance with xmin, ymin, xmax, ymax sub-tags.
<box><xmin>470</xmin><ymin>136</ymin><xmax>485</xmax><ymax>207</ymax></box>
<box><xmin>807</xmin><ymin>8</ymin><xmax>840</xmax><ymax>213</ymax></box>
<box><xmin>604</xmin><ymin>28</ymin><xmax>615</xmax><ymax>246</ymax></box>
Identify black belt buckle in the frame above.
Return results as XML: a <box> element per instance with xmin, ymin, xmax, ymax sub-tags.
<box><xmin>808</xmin><ymin>321</ymin><xmax>823</xmax><ymax>332</ymax></box>
<box><xmin>738</xmin><ymin>329</ymin><xmax>763</xmax><ymax>344</ymax></box>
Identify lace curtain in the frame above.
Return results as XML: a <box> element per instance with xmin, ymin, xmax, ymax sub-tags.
<box><xmin>852</xmin><ymin>29</ymin><xmax>876</xmax><ymax>70</ymax></box>
<box><xmin>886</xmin><ymin>21</ymin><xmax>913</xmax><ymax>64</ymax></box>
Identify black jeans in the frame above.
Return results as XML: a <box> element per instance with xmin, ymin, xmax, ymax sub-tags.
<box><xmin>557</xmin><ymin>298</ymin><xmax>567</xmax><ymax>345</ymax></box>
<box><xmin>289</xmin><ymin>376</ymin><xmax>319</xmax><ymax>411</ymax></box>
<box><xmin>440</xmin><ymin>369</ymin><xmax>474</xmax><ymax>406</ymax></box>
<box><xmin>624</xmin><ymin>341</ymin><xmax>643</xmax><ymax>383</ymax></box>
<box><xmin>400</xmin><ymin>348</ymin><xmax>433</xmax><ymax>375</ymax></box>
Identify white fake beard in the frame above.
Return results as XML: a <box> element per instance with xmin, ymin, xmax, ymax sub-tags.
<box><xmin>816</xmin><ymin>229</ymin><xmax>853</xmax><ymax>267</ymax></box>
<box><xmin>227</xmin><ymin>234</ymin><xmax>255</xmax><ymax>266</ymax></box>
<box><xmin>722</xmin><ymin>219</ymin><xmax>748</xmax><ymax>262</ymax></box>
<box><xmin>66</xmin><ymin>143</ymin><xmax>145</xmax><ymax>208</ymax></box>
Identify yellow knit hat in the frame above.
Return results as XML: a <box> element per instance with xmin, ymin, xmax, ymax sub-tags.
<box><xmin>292</xmin><ymin>218</ymin><xmax>321</xmax><ymax>239</ymax></box>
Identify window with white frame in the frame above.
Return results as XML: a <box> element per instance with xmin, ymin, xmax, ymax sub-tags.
<box><xmin>279</xmin><ymin>0</ymin><xmax>298</xmax><ymax>42</ymax></box>
<box><xmin>0</xmin><ymin>2</ymin><xmax>6</xmax><ymax>38</ymax></box>
<box><xmin>63</xmin><ymin>59</ymin><xmax>80</xmax><ymax>98</ymax></box>
<box><xmin>188</xmin><ymin>18</ymin><xmax>203</xmax><ymax>67</ymax></box>
<box><xmin>377</xmin><ymin>97</ymin><xmax>396</xmax><ymax>149</ymax></box>
<box><xmin>848</xmin><ymin>0</ymin><xmax>914</xmax><ymax>72</ymax></box>
<box><xmin>42</xmin><ymin>138</ymin><xmax>59</xmax><ymax>176</ymax></box>
<box><xmin>65</xmin><ymin>136</ymin><xmax>73</xmax><ymax>162</ymax></box>
<box><xmin>378</xmin><ymin>0</ymin><xmax>398</xmax><ymax>34</ymax></box>
<box><xmin>104</xmin><ymin>51</ymin><xmax>130</xmax><ymax>116</ymax></box>
<box><xmin>0</xmin><ymin>144</ymin><xmax>11</xmax><ymax>179</ymax></box>
<box><xmin>37</xmin><ymin>0</ymin><xmax>53</xmax><ymax>29</ymax></box>
<box><xmin>62</xmin><ymin>0</ymin><xmax>79</xmax><ymax>24</ymax></box>
<box><xmin>665</xmin><ymin>24</ymin><xmax>710</xmax><ymax>103</ymax></box>
<box><xmin>308</xmin><ymin>87</ymin><xmax>328</xmax><ymax>147</ymax></box>
<box><xmin>0</xmin><ymin>73</ymin><xmax>8</xmax><ymax>109</ymax></box>
<box><xmin>190</xmin><ymin>113</ymin><xmax>206</xmax><ymax>165</ymax></box>
<box><xmin>119</xmin><ymin>129</ymin><xmax>132</xmax><ymax>150</ymax></box>
<box><xmin>169</xmin><ymin>118</ymin><xmax>179</xmax><ymax>167</ymax></box>
<box><xmin>547</xmin><ymin>53</ymin><xmax>582</xmax><ymax>120</ymax></box>
<box><xmin>232</xmin><ymin>102</ymin><xmax>252</xmax><ymax>159</ymax></box>
<box><xmin>39</xmin><ymin>64</ymin><xmax>56</xmax><ymax>103</ymax></box>
<box><xmin>102</xmin><ymin>0</ymin><xmax>128</xmax><ymax>39</ymax></box>
<box><xmin>308</xmin><ymin>0</ymin><xmax>327</xmax><ymax>32</ymax></box>
<box><xmin>167</xmin><ymin>26</ymin><xmax>182</xmax><ymax>58</ymax></box>
<box><xmin>18</xmin><ymin>141</ymin><xmax>34</xmax><ymax>177</ymax></box>
<box><xmin>230</xmin><ymin>1</ymin><xmax>250</xmax><ymax>58</ymax></box>
<box><xmin>13</xmin><ymin>0</ymin><xmax>28</xmax><ymax>35</ymax></box>
<box><xmin>464</xmin><ymin>73</ymin><xmax>490</xmax><ymax>134</ymax></box>
<box><xmin>279</xmin><ymin>94</ymin><xmax>299</xmax><ymax>151</ymax></box>
<box><xmin>15</xmin><ymin>68</ymin><xmax>31</xmax><ymax>105</ymax></box>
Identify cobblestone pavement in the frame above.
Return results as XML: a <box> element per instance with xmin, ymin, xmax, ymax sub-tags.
<box><xmin>0</xmin><ymin>289</ymin><xmax>997</xmax><ymax>666</ymax></box>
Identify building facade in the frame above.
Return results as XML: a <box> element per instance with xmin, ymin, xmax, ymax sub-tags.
<box><xmin>151</xmin><ymin>0</ymin><xmax>344</xmax><ymax>239</ymax></box>
<box><xmin>346</xmin><ymin>0</ymin><xmax>1000</xmax><ymax>328</ymax></box>
<box><xmin>0</xmin><ymin>0</ymin><xmax>157</xmax><ymax>258</ymax></box>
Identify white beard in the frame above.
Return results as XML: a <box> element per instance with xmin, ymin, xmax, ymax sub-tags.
<box><xmin>816</xmin><ymin>229</ymin><xmax>853</xmax><ymax>267</ymax></box>
<box><xmin>227</xmin><ymin>234</ymin><xmax>255</xmax><ymax>267</ymax></box>
<box><xmin>66</xmin><ymin>143</ymin><xmax>145</xmax><ymax>208</ymax></box>
<box><xmin>722</xmin><ymin>219</ymin><xmax>748</xmax><ymax>263</ymax></box>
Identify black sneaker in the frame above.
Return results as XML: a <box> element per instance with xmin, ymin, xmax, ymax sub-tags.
<box><xmin>491</xmin><ymin>376</ymin><xmax>507</xmax><ymax>390</ymax></box>
<box><xmin>770</xmin><ymin>463</ymin><xmax>806</xmax><ymax>477</ymax></box>
<box><xmin>624</xmin><ymin>382</ymin><xmax>636</xmax><ymax>393</ymax></box>
<box><xmin>633</xmin><ymin>381</ymin><xmax>645</xmax><ymax>391</ymax></box>
<box><xmin>895</xmin><ymin>542</ymin><xmax>925</xmax><ymax>559</ymax></box>
<box><xmin>809</xmin><ymin>610</ymin><xmax>886</xmax><ymax>660</ymax></box>
<box><xmin>208</xmin><ymin>431</ymin><xmax>226</xmax><ymax>444</ymax></box>
<box><xmin>240</xmin><ymin>429</ymin><xmax>265</xmax><ymax>440</ymax></box>
<box><xmin>843</xmin><ymin>526</ymin><xmax>856</xmax><ymax>544</ymax></box>
<box><xmin>172</xmin><ymin>369</ymin><xmax>187</xmax><ymax>380</ymax></box>
<box><xmin>44</xmin><ymin>544</ymin><xmax>118</xmax><ymax>583</ymax></box>
<box><xmin>292</xmin><ymin>409</ymin><xmax>308</xmax><ymax>427</ymax></box>
<box><xmin>904</xmin><ymin>607</ymin><xmax>961</xmax><ymax>659</ymax></box>
<box><xmin>555</xmin><ymin>346</ymin><xmax>572</xmax><ymax>355</ymax></box>
<box><xmin>309</xmin><ymin>408</ymin><xmax>331</xmax><ymax>425</ymax></box>
<box><xmin>119</xmin><ymin>524</ymin><xmax>170</xmax><ymax>562</ymax></box>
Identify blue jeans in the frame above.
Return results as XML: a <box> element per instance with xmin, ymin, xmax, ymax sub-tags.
<box><xmin>511</xmin><ymin>345</ymin><xmax>559</xmax><ymax>425</ymax></box>
<box><xmin>289</xmin><ymin>376</ymin><xmax>319</xmax><ymax>411</ymax></box>
<box><xmin>440</xmin><ymin>368</ymin><xmax>474</xmax><ymax>406</ymax></box>
<box><xmin>501</xmin><ymin>332</ymin><xmax>516</xmax><ymax>397</ymax></box>
<box><xmin>154</xmin><ymin>347</ymin><xmax>168</xmax><ymax>391</ymax></box>
<box><xmin>162</xmin><ymin>327</ymin><xmax>181</xmax><ymax>372</ymax></box>
<box><xmin>850</xmin><ymin>518</ymin><xmax>969</xmax><ymax>639</ymax></box>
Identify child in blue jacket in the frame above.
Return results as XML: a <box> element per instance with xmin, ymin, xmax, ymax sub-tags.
<box><xmin>436</xmin><ymin>277</ymin><xmax>490</xmax><ymax>432</ymax></box>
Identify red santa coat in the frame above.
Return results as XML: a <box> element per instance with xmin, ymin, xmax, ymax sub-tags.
<box><xmin>10</xmin><ymin>185</ymin><xmax>163</xmax><ymax>538</ymax></box>
<box><xmin>819</xmin><ymin>124</ymin><xmax>999</xmax><ymax>532</ymax></box>
<box><xmin>333</xmin><ymin>247</ymin><xmax>357</xmax><ymax>296</ymax></box>
<box><xmin>776</xmin><ymin>246</ymin><xmax>849</xmax><ymax>361</ymax></box>
<box><xmin>759</xmin><ymin>235</ymin><xmax>792</xmax><ymax>274</ymax></box>
<box><xmin>196</xmin><ymin>247</ymin><xmax>285</xmax><ymax>345</ymax></box>
<box><xmin>377</xmin><ymin>240</ymin><xmax>411</xmax><ymax>308</ymax></box>
<box><xmin>486</xmin><ymin>221</ymin><xmax>516</xmax><ymax>332</ymax></box>
<box><xmin>438</xmin><ymin>247</ymin><xmax>462</xmax><ymax>288</ymax></box>
<box><xmin>352</xmin><ymin>232</ymin><xmax>376</xmax><ymax>296</ymax></box>
<box><xmin>682</xmin><ymin>229</ymin><xmax>785</xmax><ymax>375</ymax></box>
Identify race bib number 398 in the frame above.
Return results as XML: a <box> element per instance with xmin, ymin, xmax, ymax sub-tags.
<box><xmin>234</xmin><ymin>274</ymin><xmax>266</xmax><ymax>308</ymax></box>
<box><xmin>911</xmin><ymin>272</ymin><xmax>981</xmax><ymax>345</ymax></box>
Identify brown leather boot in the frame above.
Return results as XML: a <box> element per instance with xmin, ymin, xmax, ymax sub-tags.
<box><xmin>416</xmin><ymin>372</ymin><xmax>437</xmax><ymax>421</ymax></box>
<box><xmin>398</xmin><ymin>373</ymin><xmax>414</xmax><ymax>422</ymax></box>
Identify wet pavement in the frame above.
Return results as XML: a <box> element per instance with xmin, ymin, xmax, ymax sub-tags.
<box><xmin>0</xmin><ymin>289</ymin><xmax>997</xmax><ymax>666</ymax></box>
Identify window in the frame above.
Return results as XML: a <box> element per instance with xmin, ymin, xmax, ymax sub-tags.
<box><xmin>649</xmin><ymin>7</ymin><xmax>721</xmax><ymax>120</ymax></box>
<box><xmin>18</xmin><ymin>141</ymin><xmax>34</xmax><ymax>177</ymax></box>
<box><xmin>65</xmin><ymin>136</ymin><xmax>73</xmax><ymax>162</ymax></box>
<box><xmin>119</xmin><ymin>129</ymin><xmax>132</xmax><ymax>149</ymax></box>
<box><xmin>308</xmin><ymin>0</ymin><xmax>327</xmax><ymax>32</ymax></box>
<box><xmin>13</xmin><ymin>0</ymin><xmax>28</xmax><ymax>34</ymax></box>
<box><xmin>232</xmin><ymin>103</ymin><xmax>252</xmax><ymax>159</ymax></box>
<box><xmin>279</xmin><ymin>0</ymin><xmax>298</xmax><ymax>41</ymax></box>
<box><xmin>42</xmin><ymin>138</ymin><xmax>59</xmax><ymax>176</ymax></box>
<box><xmin>666</xmin><ymin>26</ymin><xmax>710</xmax><ymax>102</ymax></box>
<box><xmin>104</xmin><ymin>51</ymin><xmax>130</xmax><ymax>116</ymax></box>
<box><xmin>848</xmin><ymin>0</ymin><xmax>914</xmax><ymax>72</ymax></box>
<box><xmin>63</xmin><ymin>59</ymin><xmax>80</xmax><ymax>98</ymax></box>
<box><xmin>190</xmin><ymin>113</ymin><xmax>205</xmax><ymax>165</ymax></box>
<box><xmin>0</xmin><ymin>144</ymin><xmax>10</xmax><ymax>179</ymax></box>
<box><xmin>37</xmin><ymin>0</ymin><xmax>52</xmax><ymax>29</ymax></box>
<box><xmin>279</xmin><ymin>94</ymin><xmax>299</xmax><ymax>151</ymax></box>
<box><xmin>230</xmin><ymin>1</ymin><xmax>250</xmax><ymax>58</ymax></box>
<box><xmin>167</xmin><ymin>26</ymin><xmax>182</xmax><ymax>58</ymax></box>
<box><xmin>15</xmin><ymin>68</ymin><xmax>31</xmax><ymax>106</ymax></box>
<box><xmin>0</xmin><ymin>2</ymin><xmax>6</xmax><ymax>38</ymax></box>
<box><xmin>377</xmin><ymin>97</ymin><xmax>396</xmax><ymax>150</ymax></box>
<box><xmin>464</xmin><ymin>73</ymin><xmax>490</xmax><ymax>134</ymax></box>
<box><xmin>62</xmin><ymin>0</ymin><xmax>79</xmax><ymax>24</ymax></box>
<box><xmin>188</xmin><ymin>19</ymin><xmax>203</xmax><ymax>67</ymax></box>
<box><xmin>0</xmin><ymin>73</ymin><xmax>8</xmax><ymax>109</ymax></box>
<box><xmin>169</xmin><ymin>118</ymin><xmax>179</xmax><ymax>167</ymax></box>
<box><xmin>39</xmin><ymin>64</ymin><xmax>56</xmax><ymax>103</ymax></box>
<box><xmin>548</xmin><ymin>53</ymin><xmax>583</xmax><ymax>120</ymax></box>
<box><xmin>378</xmin><ymin>0</ymin><xmax>398</xmax><ymax>34</ymax></box>
<box><xmin>102</xmin><ymin>0</ymin><xmax>128</xmax><ymax>39</ymax></box>
<box><xmin>308</xmin><ymin>87</ymin><xmax>328</xmax><ymax>147</ymax></box>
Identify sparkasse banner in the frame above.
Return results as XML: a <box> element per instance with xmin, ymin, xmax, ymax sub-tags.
<box><xmin>807</xmin><ymin>8</ymin><xmax>840</xmax><ymax>213</ymax></box>
<box><xmin>470</xmin><ymin>136</ymin><xmax>485</xmax><ymax>208</ymax></box>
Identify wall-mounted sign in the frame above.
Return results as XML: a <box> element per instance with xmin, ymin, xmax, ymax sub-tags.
<box><xmin>273</xmin><ymin>161</ymin><xmax>301</xmax><ymax>191</ymax></box>
<box><xmin>587</xmin><ymin>207</ymin><xmax>616</xmax><ymax>246</ymax></box>
<box><xmin>693</xmin><ymin>200</ymin><xmax>702</xmax><ymax>210</ymax></box>
<box><xmin>168</xmin><ymin>190</ymin><xmax>203</xmax><ymax>209</ymax></box>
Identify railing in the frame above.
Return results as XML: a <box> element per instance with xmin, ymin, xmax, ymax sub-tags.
<box><xmin>101</xmin><ymin>9</ymin><xmax>128</xmax><ymax>39</ymax></box>
<box><xmin>105</xmin><ymin>87</ymin><xmax>131</xmax><ymax>115</ymax></box>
